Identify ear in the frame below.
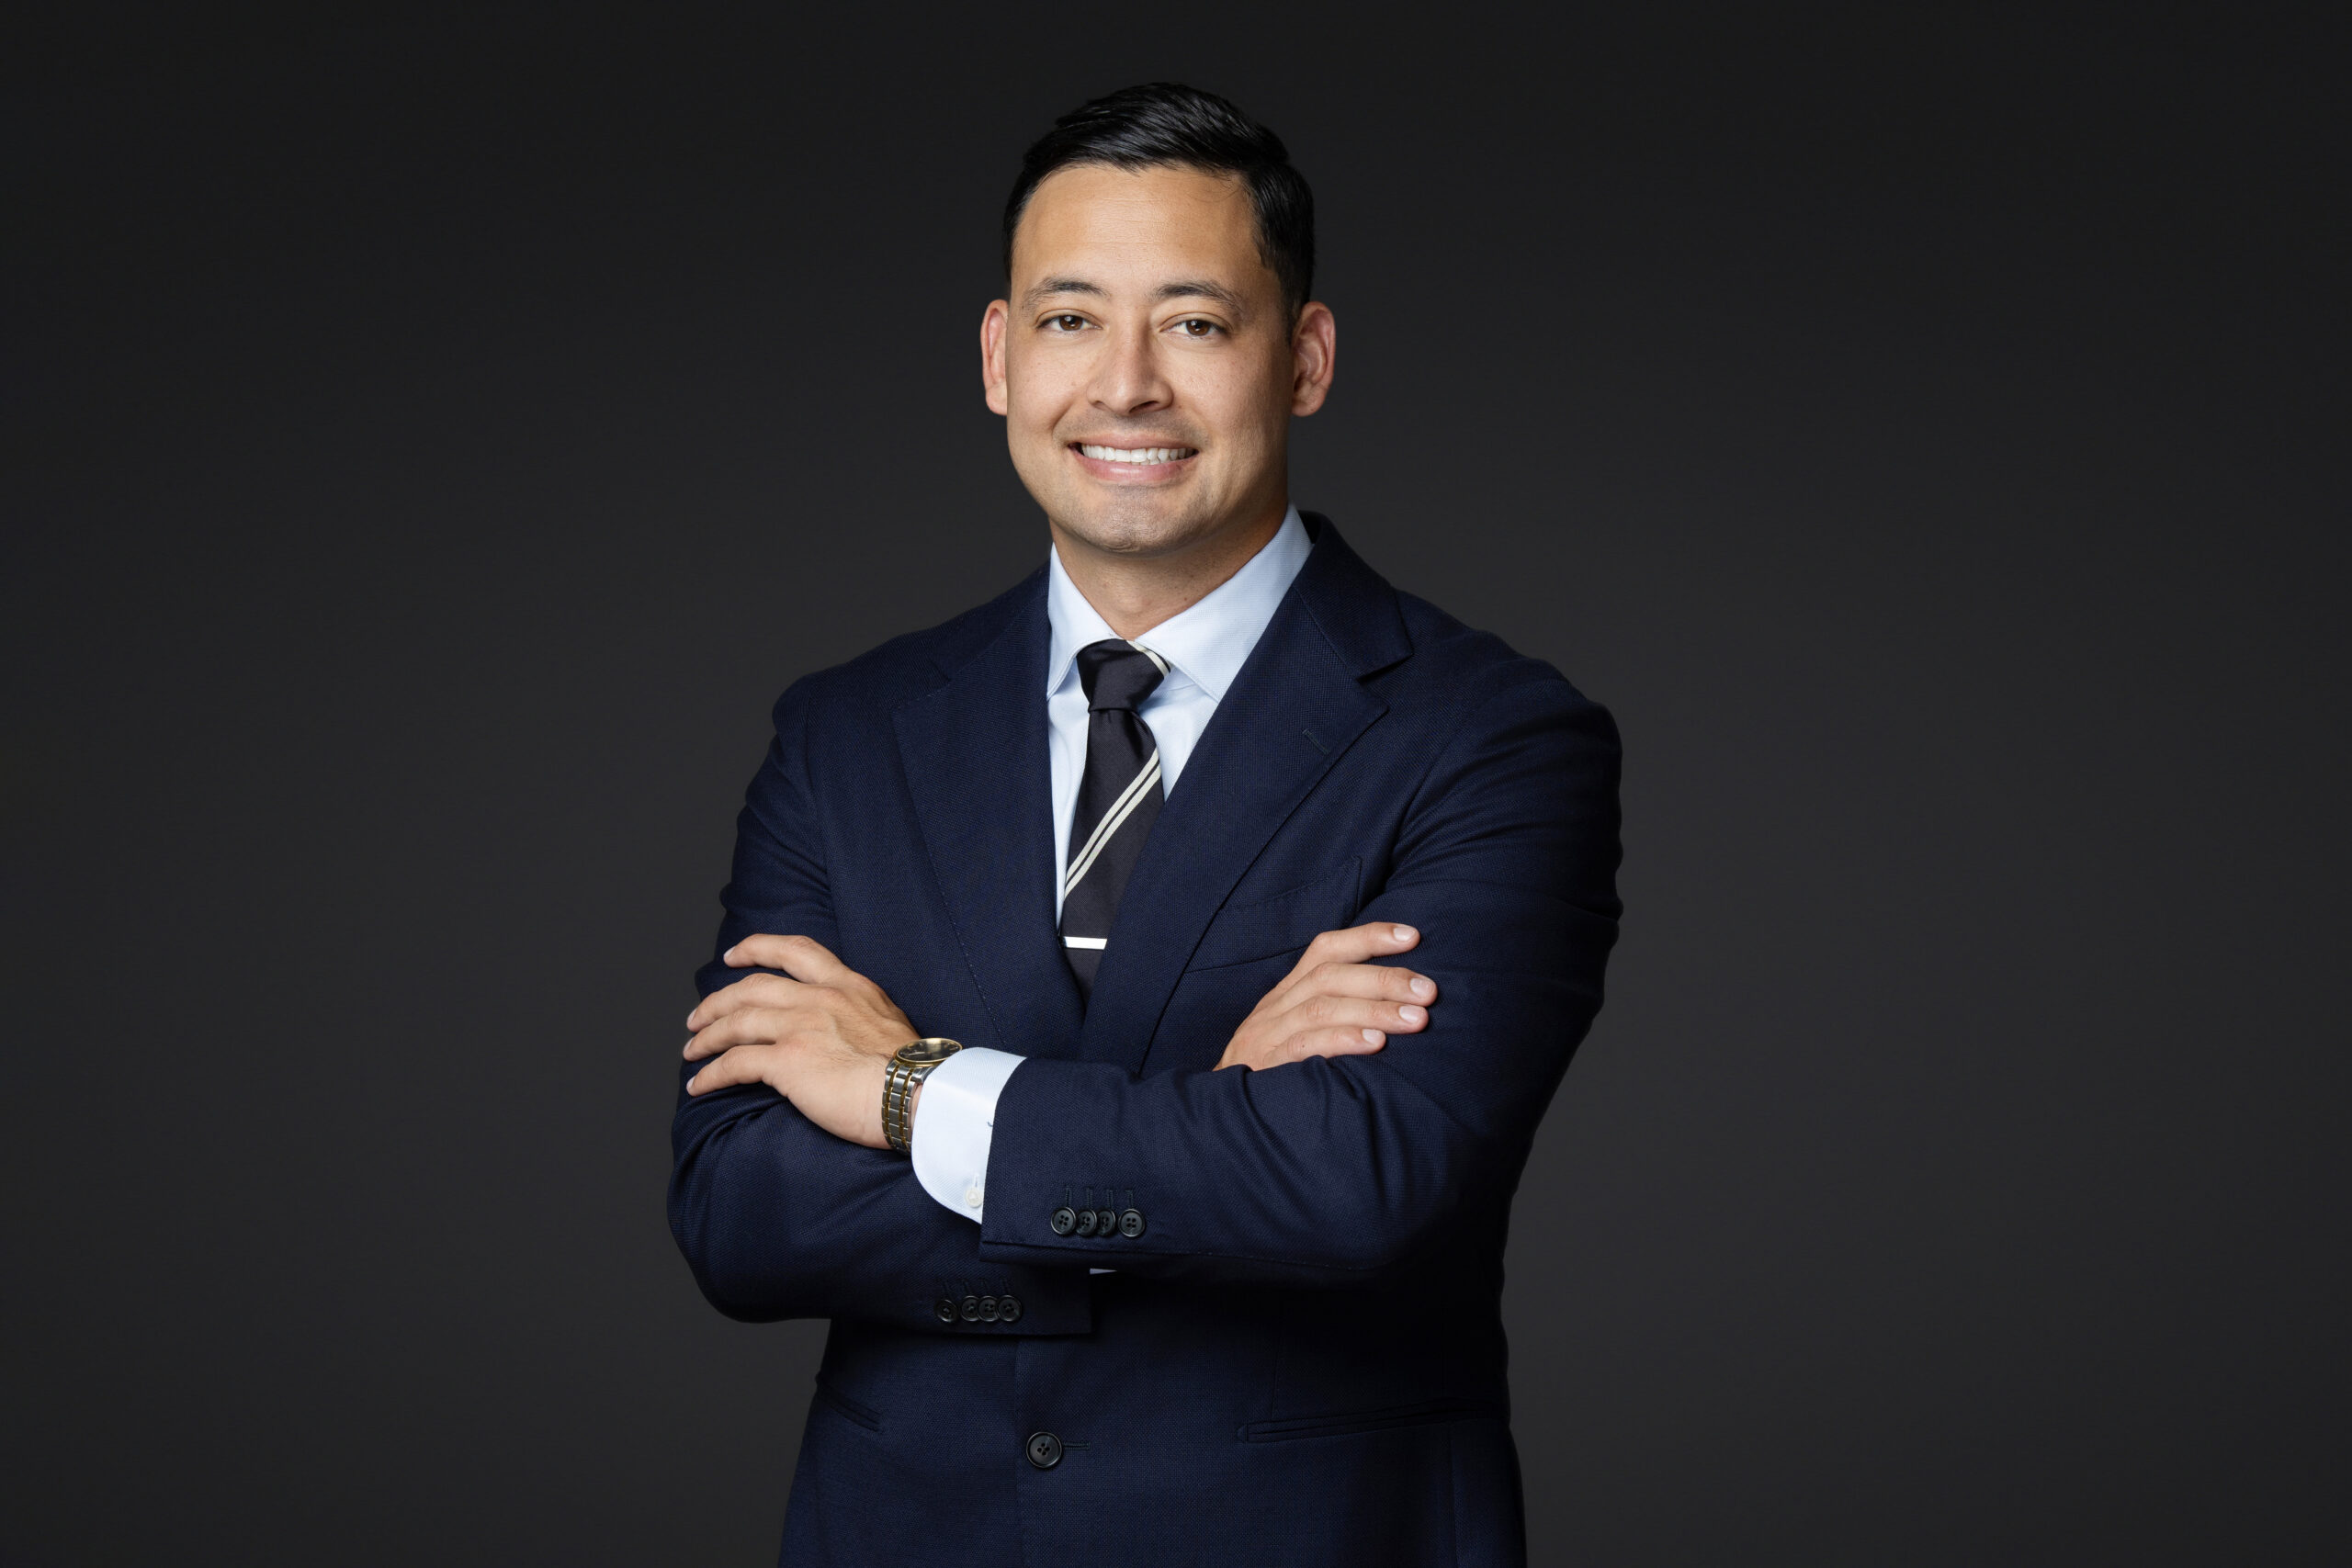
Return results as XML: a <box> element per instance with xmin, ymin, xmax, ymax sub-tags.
<box><xmin>1290</xmin><ymin>301</ymin><xmax>1336</xmax><ymax>416</ymax></box>
<box><xmin>981</xmin><ymin>299</ymin><xmax>1012</xmax><ymax>415</ymax></box>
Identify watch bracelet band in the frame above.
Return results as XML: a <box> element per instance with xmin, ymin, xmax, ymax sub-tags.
<box><xmin>882</xmin><ymin>1039</ymin><xmax>962</xmax><ymax>1154</ymax></box>
<box><xmin>881</xmin><ymin>1058</ymin><xmax>923</xmax><ymax>1154</ymax></box>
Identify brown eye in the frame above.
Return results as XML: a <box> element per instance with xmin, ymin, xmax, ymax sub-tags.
<box><xmin>1049</xmin><ymin>314</ymin><xmax>1087</xmax><ymax>331</ymax></box>
<box><xmin>1177</xmin><ymin>319</ymin><xmax>1215</xmax><ymax>337</ymax></box>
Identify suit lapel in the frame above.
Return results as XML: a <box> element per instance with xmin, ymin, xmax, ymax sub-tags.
<box><xmin>1077</xmin><ymin>521</ymin><xmax>1412</xmax><ymax>1075</ymax></box>
<box><xmin>893</xmin><ymin>575</ymin><xmax>1086</xmax><ymax>1057</ymax></box>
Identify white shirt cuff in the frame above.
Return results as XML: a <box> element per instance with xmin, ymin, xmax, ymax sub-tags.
<box><xmin>910</xmin><ymin>1046</ymin><xmax>1023</xmax><ymax>1224</ymax></box>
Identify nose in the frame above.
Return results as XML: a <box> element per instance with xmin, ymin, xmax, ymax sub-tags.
<box><xmin>1085</xmin><ymin>319</ymin><xmax>1173</xmax><ymax>418</ymax></box>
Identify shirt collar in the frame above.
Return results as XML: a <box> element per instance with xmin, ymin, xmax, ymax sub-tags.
<box><xmin>1046</xmin><ymin>505</ymin><xmax>1312</xmax><ymax>701</ymax></box>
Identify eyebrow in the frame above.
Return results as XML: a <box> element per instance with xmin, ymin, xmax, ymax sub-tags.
<box><xmin>1154</xmin><ymin>279</ymin><xmax>1246</xmax><ymax>311</ymax></box>
<box><xmin>1019</xmin><ymin>277</ymin><xmax>1249</xmax><ymax>314</ymax></box>
<box><xmin>1022</xmin><ymin>277</ymin><xmax>1107</xmax><ymax>310</ymax></box>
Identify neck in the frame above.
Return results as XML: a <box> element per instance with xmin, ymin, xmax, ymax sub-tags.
<box><xmin>1050</xmin><ymin>501</ymin><xmax>1287</xmax><ymax>641</ymax></box>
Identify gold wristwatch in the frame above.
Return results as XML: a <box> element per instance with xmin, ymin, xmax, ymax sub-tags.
<box><xmin>881</xmin><ymin>1038</ymin><xmax>962</xmax><ymax>1154</ymax></box>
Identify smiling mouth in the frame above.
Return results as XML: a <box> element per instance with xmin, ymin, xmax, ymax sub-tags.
<box><xmin>1074</xmin><ymin>443</ymin><xmax>1197</xmax><ymax>465</ymax></box>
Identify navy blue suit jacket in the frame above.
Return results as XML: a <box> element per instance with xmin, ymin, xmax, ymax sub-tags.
<box><xmin>671</xmin><ymin>518</ymin><xmax>1622</xmax><ymax>1565</ymax></box>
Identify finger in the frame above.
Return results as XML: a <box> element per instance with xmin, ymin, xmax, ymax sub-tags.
<box><xmin>684</xmin><ymin>1006</ymin><xmax>810</xmax><ymax>1061</ymax></box>
<box><xmin>1284</xmin><ymin>921</ymin><xmax>1420</xmax><ymax>983</ymax></box>
<box><xmin>1287</xmin><ymin>961</ymin><xmax>1438</xmax><ymax>1008</ymax></box>
<box><xmin>1272</xmin><ymin>992</ymin><xmax>1430</xmax><ymax>1040</ymax></box>
<box><xmin>687</xmin><ymin>972</ymin><xmax>804</xmax><ymax>1031</ymax></box>
<box><xmin>725</xmin><ymin>932</ymin><xmax>857</xmax><ymax>986</ymax></box>
<box><xmin>685</xmin><ymin>1043</ymin><xmax>786</xmax><ymax>1097</ymax></box>
<box><xmin>1279</xmin><ymin>1026</ymin><xmax>1390</xmax><ymax>1064</ymax></box>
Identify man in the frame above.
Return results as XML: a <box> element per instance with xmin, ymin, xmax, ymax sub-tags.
<box><xmin>671</xmin><ymin>83</ymin><xmax>1620</xmax><ymax>1566</ymax></box>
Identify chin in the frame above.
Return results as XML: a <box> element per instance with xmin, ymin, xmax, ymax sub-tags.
<box><xmin>1042</xmin><ymin>481</ymin><xmax>1216</xmax><ymax>554</ymax></box>
<box><xmin>1056</xmin><ymin>506</ymin><xmax>1220</xmax><ymax>558</ymax></box>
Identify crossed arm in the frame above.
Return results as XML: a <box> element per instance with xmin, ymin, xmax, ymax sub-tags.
<box><xmin>680</xmin><ymin>920</ymin><xmax>1440</xmax><ymax>1145</ymax></box>
<box><xmin>670</xmin><ymin>671</ymin><xmax>1617</xmax><ymax>1317</ymax></box>
<box><xmin>669</xmin><ymin>919</ymin><xmax>1442</xmax><ymax>1326</ymax></box>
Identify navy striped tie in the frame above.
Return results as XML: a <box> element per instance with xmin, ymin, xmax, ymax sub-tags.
<box><xmin>1060</xmin><ymin>639</ymin><xmax>1168</xmax><ymax>998</ymax></box>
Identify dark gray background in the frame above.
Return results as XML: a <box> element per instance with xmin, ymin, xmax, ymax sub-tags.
<box><xmin>5</xmin><ymin>5</ymin><xmax>2344</xmax><ymax>1562</ymax></box>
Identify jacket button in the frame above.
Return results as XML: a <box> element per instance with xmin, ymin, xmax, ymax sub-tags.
<box><xmin>998</xmin><ymin>1294</ymin><xmax>1022</xmax><ymax>1323</ymax></box>
<box><xmin>960</xmin><ymin>1295</ymin><xmax>981</xmax><ymax>1322</ymax></box>
<box><xmin>1095</xmin><ymin>1209</ymin><xmax>1119</xmax><ymax>1237</ymax></box>
<box><xmin>1074</xmin><ymin>1209</ymin><xmax>1099</xmax><ymax>1237</ymax></box>
<box><xmin>979</xmin><ymin>1295</ymin><xmax>1001</xmax><ymax>1323</ymax></box>
<box><xmin>933</xmin><ymin>1297</ymin><xmax>957</xmax><ymax>1324</ymax></box>
<box><xmin>1050</xmin><ymin>1206</ymin><xmax>1077</xmax><ymax>1235</ymax></box>
<box><xmin>1025</xmin><ymin>1431</ymin><xmax>1063</xmax><ymax>1470</ymax></box>
<box><xmin>1119</xmin><ymin>1208</ymin><xmax>1146</xmax><ymax>1238</ymax></box>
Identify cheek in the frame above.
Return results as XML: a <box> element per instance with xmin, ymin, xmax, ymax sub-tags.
<box><xmin>1000</xmin><ymin>384</ymin><xmax>1074</xmax><ymax>496</ymax></box>
<box><xmin>1190</xmin><ymin>362</ymin><xmax>1288</xmax><ymax>451</ymax></box>
<box><xmin>1003</xmin><ymin>357</ymin><xmax>1077</xmax><ymax>441</ymax></box>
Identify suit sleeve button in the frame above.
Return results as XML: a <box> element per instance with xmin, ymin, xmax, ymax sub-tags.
<box><xmin>933</xmin><ymin>1297</ymin><xmax>957</xmax><ymax>1324</ymax></box>
<box><xmin>998</xmin><ymin>1294</ymin><xmax>1022</xmax><ymax>1323</ymax></box>
<box><xmin>1093</xmin><ymin>1209</ymin><xmax>1118</xmax><ymax>1237</ymax></box>
<box><xmin>1073</xmin><ymin>1208</ymin><xmax>1099</xmax><ymax>1237</ymax></box>
<box><xmin>1119</xmin><ymin>1208</ymin><xmax>1146</xmax><ymax>1238</ymax></box>
<box><xmin>1050</xmin><ymin>1206</ymin><xmax>1078</xmax><ymax>1235</ymax></box>
<box><xmin>1025</xmin><ymin>1431</ymin><xmax>1063</xmax><ymax>1470</ymax></box>
<box><xmin>960</xmin><ymin>1295</ymin><xmax>981</xmax><ymax>1322</ymax></box>
<box><xmin>979</xmin><ymin>1295</ymin><xmax>1001</xmax><ymax>1322</ymax></box>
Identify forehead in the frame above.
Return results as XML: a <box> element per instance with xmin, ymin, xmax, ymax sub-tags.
<box><xmin>1011</xmin><ymin>163</ymin><xmax>1271</xmax><ymax>295</ymax></box>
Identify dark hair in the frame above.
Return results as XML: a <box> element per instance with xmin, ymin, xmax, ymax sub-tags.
<box><xmin>1002</xmin><ymin>83</ymin><xmax>1316</xmax><ymax>320</ymax></box>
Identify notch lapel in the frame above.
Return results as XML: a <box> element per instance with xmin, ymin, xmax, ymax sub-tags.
<box><xmin>893</xmin><ymin>577</ymin><xmax>1085</xmax><ymax>1057</ymax></box>
<box><xmin>1076</xmin><ymin>523</ymin><xmax>1411</xmax><ymax>1075</ymax></box>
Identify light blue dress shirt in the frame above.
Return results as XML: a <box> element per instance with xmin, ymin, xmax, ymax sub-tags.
<box><xmin>910</xmin><ymin>506</ymin><xmax>1314</xmax><ymax>1223</ymax></box>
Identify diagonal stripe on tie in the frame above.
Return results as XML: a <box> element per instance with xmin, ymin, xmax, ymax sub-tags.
<box><xmin>1065</xmin><ymin>751</ymin><xmax>1160</xmax><ymax>896</ymax></box>
<box><xmin>1059</xmin><ymin>639</ymin><xmax>1169</xmax><ymax>999</ymax></box>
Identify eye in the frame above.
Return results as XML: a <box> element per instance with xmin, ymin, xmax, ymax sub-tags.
<box><xmin>1172</xmin><ymin>318</ymin><xmax>1219</xmax><ymax>338</ymax></box>
<box><xmin>1045</xmin><ymin>313</ymin><xmax>1090</xmax><ymax>332</ymax></box>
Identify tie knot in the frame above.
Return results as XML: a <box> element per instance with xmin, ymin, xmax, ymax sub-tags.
<box><xmin>1075</xmin><ymin>639</ymin><xmax>1167</xmax><ymax>712</ymax></box>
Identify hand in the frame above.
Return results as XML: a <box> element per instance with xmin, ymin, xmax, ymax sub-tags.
<box><xmin>683</xmin><ymin>934</ymin><xmax>918</xmax><ymax>1149</ymax></box>
<box><xmin>1216</xmin><ymin>922</ymin><xmax>1437</xmax><ymax>1072</ymax></box>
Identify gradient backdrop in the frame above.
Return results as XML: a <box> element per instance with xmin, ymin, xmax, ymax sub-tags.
<box><xmin>6</xmin><ymin>6</ymin><xmax>2344</xmax><ymax>1563</ymax></box>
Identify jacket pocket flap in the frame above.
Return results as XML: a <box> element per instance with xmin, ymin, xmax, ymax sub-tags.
<box><xmin>811</xmin><ymin>1382</ymin><xmax>883</xmax><ymax>1432</ymax></box>
<box><xmin>1238</xmin><ymin>1397</ymin><xmax>1502</xmax><ymax>1443</ymax></box>
<box><xmin>1190</xmin><ymin>858</ymin><xmax>1363</xmax><ymax>971</ymax></box>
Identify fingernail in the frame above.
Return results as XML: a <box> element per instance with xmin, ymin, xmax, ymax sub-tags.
<box><xmin>1391</xmin><ymin>925</ymin><xmax>1415</xmax><ymax>942</ymax></box>
<box><xmin>1398</xmin><ymin>1005</ymin><xmax>1425</xmax><ymax>1025</ymax></box>
<box><xmin>684</xmin><ymin>1011</ymin><xmax>698</xmax><ymax>1030</ymax></box>
<box><xmin>684</xmin><ymin>1075</ymin><xmax>700</xmax><ymax>1094</ymax></box>
<box><xmin>1361</xmin><ymin>1029</ymin><xmax>1384</xmax><ymax>1045</ymax></box>
<box><xmin>722</xmin><ymin>946</ymin><xmax>740</xmax><ymax>964</ymax></box>
<box><xmin>1409</xmin><ymin>976</ymin><xmax>1433</xmax><ymax>999</ymax></box>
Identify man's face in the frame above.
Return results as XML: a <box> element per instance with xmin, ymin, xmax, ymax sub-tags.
<box><xmin>983</xmin><ymin>163</ymin><xmax>1331</xmax><ymax>562</ymax></box>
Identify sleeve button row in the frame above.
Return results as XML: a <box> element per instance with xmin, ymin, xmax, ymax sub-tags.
<box><xmin>1048</xmin><ymin>1206</ymin><xmax>1146</xmax><ymax>1239</ymax></box>
<box><xmin>933</xmin><ymin>1294</ymin><xmax>1020</xmax><ymax>1325</ymax></box>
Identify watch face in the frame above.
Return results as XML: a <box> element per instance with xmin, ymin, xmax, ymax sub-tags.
<box><xmin>898</xmin><ymin>1037</ymin><xmax>962</xmax><ymax>1066</ymax></box>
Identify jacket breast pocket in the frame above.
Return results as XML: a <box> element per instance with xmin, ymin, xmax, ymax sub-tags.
<box><xmin>1188</xmin><ymin>858</ymin><xmax>1364</xmax><ymax>971</ymax></box>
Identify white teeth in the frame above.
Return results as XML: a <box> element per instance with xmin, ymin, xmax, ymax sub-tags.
<box><xmin>1080</xmin><ymin>444</ymin><xmax>1191</xmax><ymax>465</ymax></box>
